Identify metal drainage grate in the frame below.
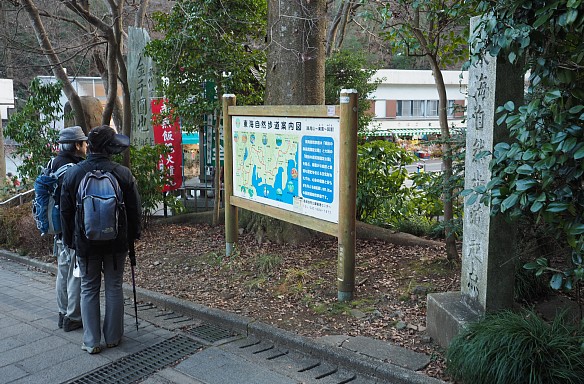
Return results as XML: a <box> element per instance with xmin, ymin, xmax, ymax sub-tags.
<box><xmin>67</xmin><ymin>335</ymin><xmax>201</xmax><ymax>384</ymax></box>
<box><xmin>185</xmin><ymin>323</ymin><xmax>237</xmax><ymax>343</ymax></box>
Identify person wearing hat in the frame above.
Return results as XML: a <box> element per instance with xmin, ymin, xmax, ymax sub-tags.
<box><xmin>60</xmin><ymin>125</ymin><xmax>141</xmax><ymax>354</ymax></box>
<box><xmin>52</xmin><ymin>125</ymin><xmax>88</xmax><ymax>332</ymax></box>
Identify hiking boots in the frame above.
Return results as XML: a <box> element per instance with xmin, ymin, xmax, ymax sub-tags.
<box><xmin>63</xmin><ymin>317</ymin><xmax>83</xmax><ymax>332</ymax></box>
<box><xmin>58</xmin><ymin>313</ymin><xmax>65</xmax><ymax>328</ymax></box>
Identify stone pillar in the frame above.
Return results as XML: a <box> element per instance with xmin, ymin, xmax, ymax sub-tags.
<box><xmin>128</xmin><ymin>27</ymin><xmax>155</xmax><ymax>148</ymax></box>
<box><xmin>426</xmin><ymin>16</ymin><xmax>525</xmax><ymax>348</ymax></box>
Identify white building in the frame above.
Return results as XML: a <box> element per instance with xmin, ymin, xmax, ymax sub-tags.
<box><xmin>37</xmin><ymin>76</ymin><xmax>121</xmax><ymax>130</ymax></box>
<box><xmin>0</xmin><ymin>79</ymin><xmax>15</xmax><ymax>120</ymax></box>
<box><xmin>37</xmin><ymin>70</ymin><xmax>470</xmax><ymax>139</ymax></box>
<box><xmin>366</xmin><ymin>69</ymin><xmax>468</xmax><ymax>138</ymax></box>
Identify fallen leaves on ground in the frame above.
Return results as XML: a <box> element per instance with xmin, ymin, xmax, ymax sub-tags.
<box><xmin>126</xmin><ymin>220</ymin><xmax>460</xmax><ymax>382</ymax></box>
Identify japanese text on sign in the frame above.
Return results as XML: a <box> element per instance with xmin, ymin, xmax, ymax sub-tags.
<box><xmin>152</xmin><ymin>99</ymin><xmax>183</xmax><ymax>192</ymax></box>
<box><xmin>232</xmin><ymin>115</ymin><xmax>339</xmax><ymax>223</ymax></box>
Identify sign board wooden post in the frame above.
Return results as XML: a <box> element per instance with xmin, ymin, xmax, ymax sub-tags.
<box><xmin>338</xmin><ymin>89</ymin><xmax>358</xmax><ymax>301</ymax></box>
<box><xmin>223</xmin><ymin>94</ymin><xmax>238</xmax><ymax>256</ymax></box>
<box><xmin>222</xmin><ymin>90</ymin><xmax>358</xmax><ymax>301</ymax></box>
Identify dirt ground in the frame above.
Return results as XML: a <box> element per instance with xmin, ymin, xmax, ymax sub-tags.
<box><xmin>11</xmin><ymin>201</ymin><xmax>582</xmax><ymax>383</ymax></box>
<box><xmin>12</xmin><ymin>205</ymin><xmax>458</xmax><ymax>381</ymax></box>
<box><xmin>126</xmin><ymin>219</ymin><xmax>459</xmax><ymax>382</ymax></box>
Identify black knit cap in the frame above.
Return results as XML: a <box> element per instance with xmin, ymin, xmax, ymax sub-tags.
<box><xmin>87</xmin><ymin>125</ymin><xmax>116</xmax><ymax>153</ymax></box>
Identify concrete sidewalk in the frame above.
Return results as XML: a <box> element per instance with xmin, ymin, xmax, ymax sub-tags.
<box><xmin>0</xmin><ymin>250</ymin><xmax>445</xmax><ymax>384</ymax></box>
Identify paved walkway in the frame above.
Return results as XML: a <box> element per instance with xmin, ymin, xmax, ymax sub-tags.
<box><xmin>0</xmin><ymin>251</ymin><xmax>445</xmax><ymax>384</ymax></box>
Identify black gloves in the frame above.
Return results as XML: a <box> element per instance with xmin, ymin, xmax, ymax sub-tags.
<box><xmin>129</xmin><ymin>242</ymin><xmax>136</xmax><ymax>266</ymax></box>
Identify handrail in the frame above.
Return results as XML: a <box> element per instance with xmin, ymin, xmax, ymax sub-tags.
<box><xmin>0</xmin><ymin>189</ymin><xmax>35</xmax><ymax>208</ymax></box>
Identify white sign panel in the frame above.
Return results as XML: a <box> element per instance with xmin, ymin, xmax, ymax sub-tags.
<box><xmin>232</xmin><ymin>115</ymin><xmax>340</xmax><ymax>223</ymax></box>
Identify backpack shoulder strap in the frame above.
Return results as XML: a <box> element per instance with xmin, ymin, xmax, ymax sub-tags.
<box><xmin>53</xmin><ymin>163</ymin><xmax>74</xmax><ymax>178</ymax></box>
<box><xmin>79</xmin><ymin>161</ymin><xmax>119</xmax><ymax>175</ymax></box>
<box><xmin>107</xmin><ymin>165</ymin><xmax>123</xmax><ymax>199</ymax></box>
<box><xmin>79</xmin><ymin>161</ymin><xmax>91</xmax><ymax>174</ymax></box>
<box><xmin>40</xmin><ymin>158</ymin><xmax>54</xmax><ymax>176</ymax></box>
<box><xmin>108</xmin><ymin>164</ymin><xmax>121</xmax><ymax>181</ymax></box>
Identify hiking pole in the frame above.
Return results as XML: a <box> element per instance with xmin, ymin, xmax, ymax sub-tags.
<box><xmin>129</xmin><ymin>242</ymin><xmax>139</xmax><ymax>332</ymax></box>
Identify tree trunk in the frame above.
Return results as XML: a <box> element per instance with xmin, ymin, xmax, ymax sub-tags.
<box><xmin>93</xmin><ymin>51</ymin><xmax>123</xmax><ymax>131</ymax></box>
<box><xmin>325</xmin><ymin>1</ymin><xmax>360</xmax><ymax>57</ymax></box>
<box><xmin>117</xmin><ymin>48</ymin><xmax>132</xmax><ymax>168</ymax></box>
<box><xmin>247</xmin><ymin>0</ymin><xmax>327</xmax><ymax>244</ymax></box>
<box><xmin>21</xmin><ymin>0</ymin><xmax>87</xmax><ymax>131</ymax></box>
<box><xmin>266</xmin><ymin>0</ymin><xmax>326</xmax><ymax>105</ymax></box>
<box><xmin>410</xmin><ymin>10</ymin><xmax>459</xmax><ymax>261</ymax></box>
<box><xmin>326</xmin><ymin>1</ymin><xmax>345</xmax><ymax>57</ymax></box>
<box><xmin>334</xmin><ymin>1</ymin><xmax>352</xmax><ymax>53</ymax></box>
<box><xmin>135</xmin><ymin>0</ymin><xmax>150</xmax><ymax>28</ymax></box>
<box><xmin>0</xmin><ymin>1</ymin><xmax>13</xmax><ymax>79</ymax></box>
<box><xmin>429</xmin><ymin>58</ymin><xmax>459</xmax><ymax>261</ymax></box>
<box><xmin>101</xmin><ymin>0</ymin><xmax>122</xmax><ymax>128</ymax></box>
<box><xmin>102</xmin><ymin>36</ymin><xmax>118</xmax><ymax>127</ymax></box>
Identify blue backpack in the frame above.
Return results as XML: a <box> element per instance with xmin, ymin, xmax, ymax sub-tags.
<box><xmin>76</xmin><ymin>165</ymin><xmax>125</xmax><ymax>242</ymax></box>
<box><xmin>32</xmin><ymin>160</ymin><xmax>74</xmax><ymax>237</ymax></box>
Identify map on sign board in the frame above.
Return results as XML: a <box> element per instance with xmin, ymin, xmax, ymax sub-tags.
<box><xmin>232</xmin><ymin>116</ymin><xmax>339</xmax><ymax>223</ymax></box>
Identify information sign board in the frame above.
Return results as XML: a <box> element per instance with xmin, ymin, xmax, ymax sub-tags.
<box><xmin>232</xmin><ymin>115</ymin><xmax>340</xmax><ymax>223</ymax></box>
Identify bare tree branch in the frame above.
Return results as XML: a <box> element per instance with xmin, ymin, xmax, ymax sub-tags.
<box><xmin>134</xmin><ymin>0</ymin><xmax>149</xmax><ymax>27</ymax></box>
<box><xmin>20</xmin><ymin>0</ymin><xmax>88</xmax><ymax>130</ymax></box>
<box><xmin>37</xmin><ymin>9</ymin><xmax>90</xmax><ymax>31</ymax></box>
<box><xmin>61</xmin><ymin>0</ymin><xmax>113</xmax><ymax>35</ymax></box>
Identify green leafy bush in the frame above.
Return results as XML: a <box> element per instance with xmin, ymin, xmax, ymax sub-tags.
<box><xmin>409</xmin><ymin>171</ymin><xmax>445</xmax><ymax>221</ymax></box>
<box><xmin>514</xmin><ymin>266</ymin><xmax>552</xmax><ymax>303</ymax></box>
<box><xmin>514</xmin><ymin>219</ymin><xmax>559</xmax><ymax>303</ymax></box>
<box><xmin>356</xmin><ymin>140</ymin><xmax>460</xmax><ymax>237</ymax></box>
<box><xmin>146</xmin><ymin>0</ymin><xmax>266</xmax><ymax>126</ymax></box>
<box><xmin>116</xmin><ymin>145</ymin><xmax>184</xmax><ymax>227</ymax></box>
<box><xmin>394</xmin><ymin>215</ymin><xmax>438</xmax><ymax>238</ymax></box>
<box><xmin>446</xmin><ymin>310</ymin><xmax>584</xmax><ymax>384</ymax></box>
<box><xmin>325</xmin><ymin>50</ymin><xmax>381</xmax><ymax>136</ymax></box>
<box><xmin>468</xmin><ymin>0</ymin><xmax>584</xmax><ymax>292</ymax></box>
<box><xmin>4</xmin><ymin>78</ymin><xmax>66</xmax><ymax>183</ymax></box>
<box><xmin>356</xmin><ymin>140</ymin><xmax>414</xmax><ymax>223</ymax></box>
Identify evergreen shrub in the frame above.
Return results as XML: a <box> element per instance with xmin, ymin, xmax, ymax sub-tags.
<box><xmin>446</xmin><ymin>310</ymin><xmax>584</xmax><ymax>384</ymax></box>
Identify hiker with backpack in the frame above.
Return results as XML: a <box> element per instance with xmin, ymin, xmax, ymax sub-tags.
<box><xmin>60</xmin><ymin>125</ymin><xmax>142</xmax><ymax>355</ymax></box>
<box><xmin>51</xmin><ymin>126</ymin><xmax>88</xmax><ymax>332</ymax></box>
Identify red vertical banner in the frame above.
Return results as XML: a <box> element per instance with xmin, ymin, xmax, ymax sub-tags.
<box><xmin>152</xmin><ymin>99</ymin><xmax>183</xmax><ymax>192</ymax></box>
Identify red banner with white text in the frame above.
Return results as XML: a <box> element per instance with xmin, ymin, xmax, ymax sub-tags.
<box><xmin>152</xmin><ymin>99</ymin><xmax>182</xmax><ymax>192</ymax></box>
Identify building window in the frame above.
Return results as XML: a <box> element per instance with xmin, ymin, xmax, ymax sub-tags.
<box><xmin>397</xmin><ymin>100</ymin><xmax>412</xmax><ymax>117</ymax></box>
<box><xmin>395</xmin><ymin>100</ymin><xmax>464</xmax><ymax>118</ymax></box>
<box><xmin>426</xmin><ymin>100</ymin><xmax>438</xmax><ymax>116</ymax></box>
<box><xmin>375</xmin><ymin>99</ymin><xmax>386</xmax><ymax>118</ymax></box>
<box><xmin>397</xmin><ymin>100</ymin><xmax>441</xmax><ymax>117</ymax></box>
<box><xmin>412</xmin><ymin>100</ymin><xmax>425</xmax><ymax>116</ymax></box>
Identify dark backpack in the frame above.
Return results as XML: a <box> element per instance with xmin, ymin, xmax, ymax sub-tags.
<box><xmin>32</xmin><ymin>160</ymin><xmax>74</xmax><ymax>236</ymax></box>
<box><xmin>76</xmin><ymin>165</ymin><xmax>125</xmax><ymax>242</ymax></box>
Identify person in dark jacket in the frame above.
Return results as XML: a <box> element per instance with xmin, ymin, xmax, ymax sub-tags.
<box><xmin>60</xmin><ymin>125</ymin><xmax>141</xmax><ymax>354</ymax></box>
<box><xmin>53</xmin><ymin>126</ymin><xmax>87</xmax><ymax>332</ymax></box>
